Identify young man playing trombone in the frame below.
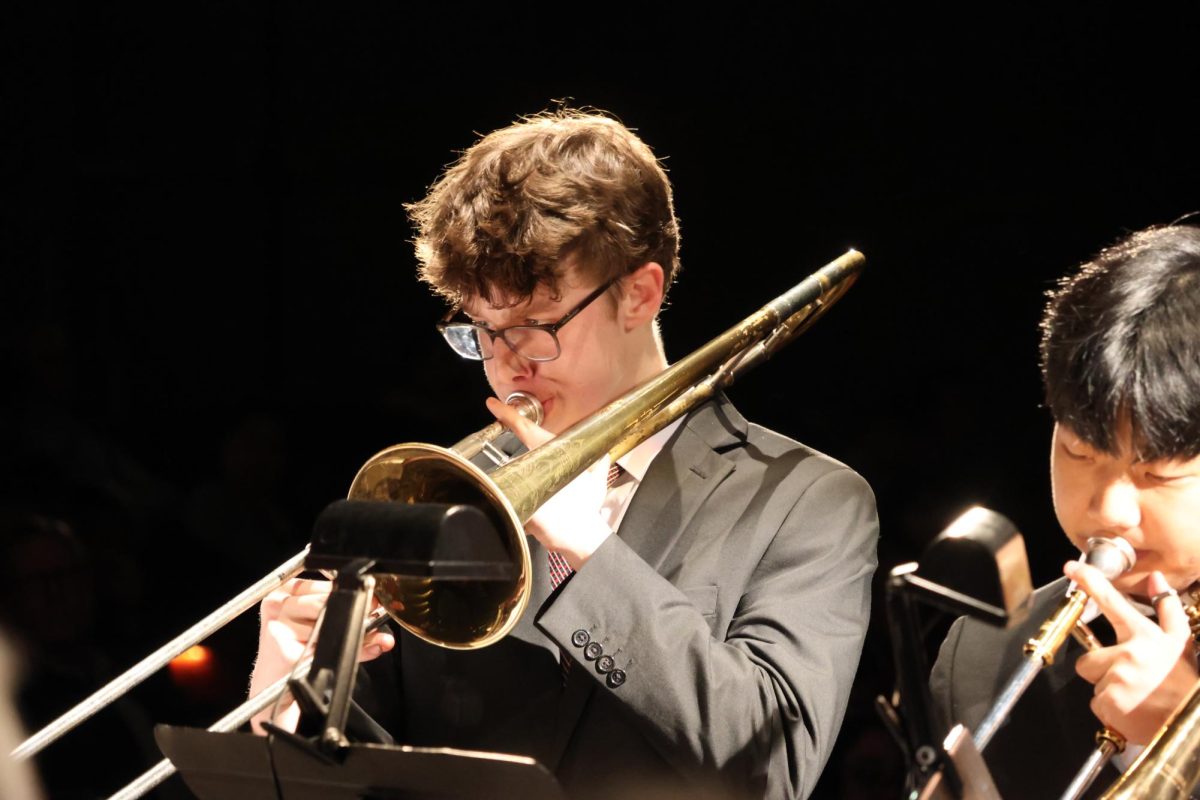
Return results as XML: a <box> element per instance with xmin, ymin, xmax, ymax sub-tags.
<box><xmin>931</xmin><ymin>224</ymin><xmax>1200</xmax><ymax>797</ymax></box>
<box><xmin>249</xmin><ymin>110</ymin><xmax>878</xmax><ymax>799</ymax></box>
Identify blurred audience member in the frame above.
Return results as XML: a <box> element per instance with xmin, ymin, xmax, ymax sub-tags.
<box><xmin>0</xmin><ymin>632</ymin><xmax>44</xmax><ymax>800</ymax></box>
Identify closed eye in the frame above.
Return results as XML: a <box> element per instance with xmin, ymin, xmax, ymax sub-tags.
<box><xmin>1060</xmin><ymin>443</ymin><xmax>1093</xmax><ymax>462</ymax></box>
<box><xmin>1144</xmin><ymin>470</ymin><xmax>1195</xmax><ymax>484</ymax></box>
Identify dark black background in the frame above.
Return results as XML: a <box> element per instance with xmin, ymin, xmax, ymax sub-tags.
<box><xmin>2</xmin><ymin>4</ymin><xmax>1198</xmax><ymax>798</ymax></box>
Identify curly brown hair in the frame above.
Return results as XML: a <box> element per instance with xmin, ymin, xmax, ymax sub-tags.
<box><xmin>407</xmin><ymin>109</ymin><xmax>681</xmax><ymax>308</ymax></box>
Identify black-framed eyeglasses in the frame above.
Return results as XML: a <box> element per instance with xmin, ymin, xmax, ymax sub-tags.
<box><xmin>437</xmin><ymin>280</ymin><xmax>616</xmax><ymax>362</ymax></box>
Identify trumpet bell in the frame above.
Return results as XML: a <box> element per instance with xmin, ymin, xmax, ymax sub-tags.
<box><xmin>348</xmin><ymin>442</ymin><xmax>531</xmax><ymax>649</ymax></box>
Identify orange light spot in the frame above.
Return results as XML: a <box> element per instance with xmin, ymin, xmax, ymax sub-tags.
<box><xmin>171</xmin><ymin>645</ymin><xmax>212</xmax><ymax>667</ymax></box>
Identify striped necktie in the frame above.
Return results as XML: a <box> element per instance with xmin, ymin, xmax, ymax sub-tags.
<box><xmin>548</xmin><ymin>461</ymin><xmax>624</xmax><ymax>681</ymax></box>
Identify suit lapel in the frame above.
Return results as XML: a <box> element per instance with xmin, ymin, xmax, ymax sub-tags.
<box><xmin>544</xmin><ymin>396</ymin><xmax>746</xmax><ymax>770</ymax></box>
<box><xmin>617</xmin><ymin>423</ymin><xmax>734</xmax><ymax>571</ymax></box>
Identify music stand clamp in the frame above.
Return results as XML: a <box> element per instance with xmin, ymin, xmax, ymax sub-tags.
<box><xmin>281</xmin><ymin>559</ymin><xmax>390</xmax><ymax>756</ymax></box>
<box><xmin>878</xmin><ymin>506</ymin><xmax>1032</xmax><ymax>799</ymax></box>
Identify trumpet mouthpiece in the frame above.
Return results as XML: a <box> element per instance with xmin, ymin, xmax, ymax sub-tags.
<box><xmin>1084</xmin><ymin>536</ymin><xmax>1136</xmax><ymax>579</ymax></box>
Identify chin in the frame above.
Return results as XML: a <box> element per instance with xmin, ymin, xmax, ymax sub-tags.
<box><xmin>1109</xmin><ymin>569</ymin><xmax>1191</xmax><ymax>596</ymax></box>
<box><xmin>1106</xmin><ymin>572</ymin><xmax>1146</xmax><ymax>595</ymax></box>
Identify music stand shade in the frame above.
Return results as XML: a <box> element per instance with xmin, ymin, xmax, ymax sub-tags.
<box><xmin>916</xmin><ymin>506</ymin><xmax>1032</xmax><ymax>626</ymax></box>
<box><xmin>155</xmin><ymin>725</ymin><xmax>567</xmax><ymax>800</ymax></box>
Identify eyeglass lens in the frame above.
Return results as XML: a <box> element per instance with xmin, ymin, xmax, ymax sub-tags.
<box><xmin>442</xmin><ymin>325</ymin><xmax>561</xmax><ymax>361</ymax></box>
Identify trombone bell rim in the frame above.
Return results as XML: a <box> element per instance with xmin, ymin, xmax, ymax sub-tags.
<box><xmin>348</xmin><ymin>442</ymin><xmax>531</xmax><ymax>650</ymax></box>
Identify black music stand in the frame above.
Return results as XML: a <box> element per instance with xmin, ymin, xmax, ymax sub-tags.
<box><xmin>154</xmin><ymin>500</ymin><xmax>564</xmax><ymax>800</ymax></box>
<box><xmin>155</xmin><ymin>726</ymin><xmax>567</xmax><ymax>800</ymax></box>
<box><xmin>879</xmin><ymin>506</ymin><xmax>1031</xmax><ymax>798</ymax></box>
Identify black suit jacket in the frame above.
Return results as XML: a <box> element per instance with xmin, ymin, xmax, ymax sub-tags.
<box><xmin>930</xmin><ymin>578</ymin><xmax>1116</xmax><ymax>799</ymax></box>
<box><xmin>357</xmin><ymin>395</ymin><xmax>878</xmax><ymax>799</ymax></box>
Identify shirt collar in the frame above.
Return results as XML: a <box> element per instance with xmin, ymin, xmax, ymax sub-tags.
<box><xmin>615</xmin><ymin>417</ymin><xmax>685</xmax><ymax>484</ymax></box>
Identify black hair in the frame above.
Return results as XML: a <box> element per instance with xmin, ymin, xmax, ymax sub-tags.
<box><xmin>1040</xmin><ymin>224</ymin><xmax>1200</xmax><ymax>460</ymax></box>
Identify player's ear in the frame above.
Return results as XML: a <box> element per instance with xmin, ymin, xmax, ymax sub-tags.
<box><xmin>618</xmin><ymin>262</ymin><xmax>664</xmax><ymax>330</ymax></box>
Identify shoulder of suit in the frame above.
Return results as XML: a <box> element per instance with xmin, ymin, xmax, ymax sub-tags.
<box><xmin>681</xmin><ymin>395</ymin><xmax>871</xmax><ymax>489</ymax></box>
<box><xmin>740</xmin><ymin>421</ymin><xmax>870</xmax><ymax>487</ymax></box>
<box><xmin>744</xmin><ymin>422</ymin><xmax>845</xmax><ymax>465</ymax></box>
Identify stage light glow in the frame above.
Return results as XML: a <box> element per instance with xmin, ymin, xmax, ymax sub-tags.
<box><xmin>168</xmin><ymin>645</ymin><xmax>214</xmax><ymax>684</ymax></box>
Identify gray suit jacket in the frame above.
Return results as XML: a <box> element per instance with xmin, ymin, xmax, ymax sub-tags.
<box><xmin>357</xmin><ymin>395</ymin><xmax>878</xmax><ymax>799</ymax></box>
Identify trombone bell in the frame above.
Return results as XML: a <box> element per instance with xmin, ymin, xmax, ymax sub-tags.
<box><xmin>348</xmin><ymin>443</ymin><xmax>530</xmax><ymax>650</ymax></box>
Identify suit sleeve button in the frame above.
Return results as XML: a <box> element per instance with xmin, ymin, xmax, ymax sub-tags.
<box><xmin>584</xmin><ymin>642</ymin><xmax>603</xmax><ymax>660</ymax></box>
<box><xmin>607</xmin><ymin>669</ymin><xmax>627</xmax><ymax>688</ymax></box>
<box><xmin>596</xmin><ymin>655</ymin><xmax>615</xmax><ymax>673</ymax></box>
<box><xmin>571</xmin><ymin>630</ymin><xmax>590</xmax><ymax>648</ymax></box>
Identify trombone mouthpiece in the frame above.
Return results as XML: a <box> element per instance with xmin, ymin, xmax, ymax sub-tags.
<box><xmin>1084</xmin><ymin>536</ymin><xmax>1136</xmax><ymax>579</ymax></box>
<box><xmin>505</xmin><ymin>391</ymin><xmax>544</xmax><ymax>426</ymax></box>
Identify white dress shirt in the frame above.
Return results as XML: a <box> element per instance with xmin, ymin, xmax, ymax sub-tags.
<box><xmin>599</xmin><ymin>418</ymin><xmax>684</xmax><ymax>533</ymax></box>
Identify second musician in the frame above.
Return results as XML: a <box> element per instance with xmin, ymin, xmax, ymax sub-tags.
<box><xmin>931</xmin><ymin>224</ymin><xmax>1200</xmax><ymax>797</ymax></box>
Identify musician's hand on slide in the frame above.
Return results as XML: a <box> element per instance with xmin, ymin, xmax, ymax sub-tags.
<box><xmin>487</xmin><ymin>397</ymin><xmax>613</xmax><ymax>571</ymax></box>
<box><xmin>248</xmin><ymin>578</ymin><xmax>394</xmax><ymax>734</ymax></box>
<box><xmin>1066</xmin><ymin>562</ymin><xmax>1197</xmax><ymax>744</ymax></box>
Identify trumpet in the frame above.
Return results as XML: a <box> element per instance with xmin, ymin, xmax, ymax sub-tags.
<box><xmin>14</xmin><ymin>249</ymin><xmax>865</xmax><ymax>799</ymax></box>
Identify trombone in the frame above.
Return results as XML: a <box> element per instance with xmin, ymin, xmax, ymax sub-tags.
<box><xmin>12</xmin><ymin>249</ymin><xmax>864</xmax><ymax>798</ymax></box>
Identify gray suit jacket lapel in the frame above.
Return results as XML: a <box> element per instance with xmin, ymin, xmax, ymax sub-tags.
<box><xmin>546</xmin><ymin>396</ymin><xmax>746</xmax><ymax>766</ymax></box>
<box><xmin>616</xmin><ymin>399</ymin><xmax>742</xmax><ymax>570</ymax></box>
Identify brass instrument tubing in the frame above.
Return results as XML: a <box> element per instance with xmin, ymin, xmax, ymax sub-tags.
<box><xmin>45</xmin><ymin>250</ymin><xmax>864</xmax><ymax>796</ymax></box>
<box><xmin>1060</xmin><ymin>633</ymin><xmax>1127</xmax><ymax>800</ymax></box>
<box><xmin>495</xmin><ymin>251</ymin><xmax>864</xmax><ymax>523</ymax></box>
<box><xmin>1061</xmin><ymin>737</ymin><xmax>1123</xmax><ymax>800</ymax></box>
<box><xmin>106</xmin><ymin>663</ymin><xmax>305</xmax><ymax>800</ymax></box>
<box><xmin>1100</xmin><ymin>677</ymin><xmax>1200</xmax><ymax>799</ymax></box>
<box><xmin>972</xmin><ymin>655</ymin><xmax>1043</xmax><ymax>751</ymax></box>
<box><xmin>107</xmin><ymin>607</ymin><xmax>391</xmax><ymax>800</ymax></box>
<box><xmin>16</xmin><ymin>392</ymin><xmax>539</xmax><ymax>763</ymax></box>
<box><xmin>974</xmin><ymin>538</ymin><xmax>1134</xmax><ymax>752</ymax></box>
<box><xmin>450</xmin><ymin>392</ymin><xmax>542</xmax><ymax>462</ymax></box>
<box><xmin>1070</xmin><ymin>620</ymin><xmax>1103</xmax><ymax>652</ymax></box>
<box><xmin>974</xmin><ymin>591</ymin><xmax>1091</xmax><ymax>749</ymax></box>
<box><xmin>12</xmin><ymin>548</ymin><xmax>311</xmax><ymax>762</ymax></box>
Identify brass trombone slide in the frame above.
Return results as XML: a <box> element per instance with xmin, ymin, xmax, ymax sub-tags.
<box><xmin>10</xmin><ymin>549</ymin><xmax>309</xmax><ymax>763</ymax></box>
<box><xmin>107</xmin><ymin>608</ymin><xmax>392</xmax><ymax>800</ymax></box>
<box><xmin>10</xmin><ymin>393</ymin><xmax>544</xmax><ymax>764</ymax></box>
<box><xmin>1057</xmin><ymin>625</ymin><xmax>1126</xmax><ymax>800</ymax></box>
